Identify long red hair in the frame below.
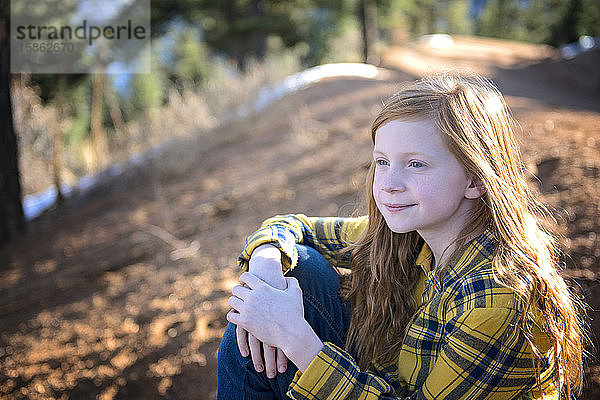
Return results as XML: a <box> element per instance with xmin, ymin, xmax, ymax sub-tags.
<box><xmin>341</xmin><ymin>73</ymin><xmax>584</xmax><ymax>397</ymax></box>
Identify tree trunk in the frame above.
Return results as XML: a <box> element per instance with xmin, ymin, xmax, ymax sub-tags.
<box><xmin>104</xmin><ymin>80</ymin><xmax>128</xmax><ymax>141</ymax></box>
<box><xmin>250</xmin><ymin>0</ymin><xmax>266</xmax><ymax>61</ymax></box>
<box><xmin>90</xmin><ymin>73</ymin><xmax>107</xmax><ymax>171</ymax></box>
<box><xmin>426</xmin><ymin>3</ymin><xmax>436</xmax><ymax>34</ymax></box>
<box><xmin>53</xmin><ymin>75</ymin><xmax>66</xmax><ymax>204</ymax></box>
<box><xmin>0</xmin><ymin>0</ymin><xmax>26</xmax><ymax>246</ymax></box>
<box><xmin>360</xmin><ymin>0</ymin><xmax>379</xmax><ymax>65</ymax></box>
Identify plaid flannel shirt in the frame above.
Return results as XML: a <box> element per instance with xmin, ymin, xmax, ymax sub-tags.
<box><xmin>238</xmin><ymin>214</ymin><xmax>558</xmax><ymax>400</ymax></box>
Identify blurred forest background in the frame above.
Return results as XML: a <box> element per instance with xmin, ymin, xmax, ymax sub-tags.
<box><xmin>2</xmin><ymin>0</ymin><xmax>599</xmax><ymax>223</ymax></box>
<box><xmin>1</xmin><ymin>0</ymin><xmax>600</xmax><ymax>399</ymax></box>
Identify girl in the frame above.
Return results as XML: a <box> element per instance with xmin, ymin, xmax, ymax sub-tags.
<box><xmin>217</xmin><ymin>73</ymin><xmax>584</xmax><ymax>399</ymax></box>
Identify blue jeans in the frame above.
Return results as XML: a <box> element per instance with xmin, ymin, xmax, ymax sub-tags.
<box><xmin>217</xmin><ymin>244</ymin><xmax>351</xmax><ymax>399</ymax></box>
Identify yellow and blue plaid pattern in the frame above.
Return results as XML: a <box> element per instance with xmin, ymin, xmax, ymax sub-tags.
<box><xmin>238</xmin><ymin>214</ymin><xmax>367</xmax><ymax>272</ymax></box>
<box><xmin>238</xmin><ymin>215</ymin><xmax>558</xmax><ymax>399</ymax></box>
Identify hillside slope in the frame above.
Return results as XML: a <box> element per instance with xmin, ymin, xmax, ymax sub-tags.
<box><xmin>1</xmin><ymin>37</ymin><xmax>599</xmax><ymax>399</ymax></box>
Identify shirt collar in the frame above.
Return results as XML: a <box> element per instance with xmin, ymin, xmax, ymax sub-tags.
<box><xmin>415</xmin><ymin>229</ymin><xmax>497</xmax><ymax>291</ymax></box>
<box><xmin>415</xmin><ymin>242</ymin><xmax>433</xmax><ymax>273</ymax></box>
<box><xmin>446</xmin><ymin>228</ymin><xmax>497</xmax><ymax>280</ymax></box>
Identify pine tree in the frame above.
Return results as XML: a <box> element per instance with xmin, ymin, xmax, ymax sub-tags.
<box><xmin>0</xmin><ymin>0</ymin><xmax>26</xmax><ymax>247</ymax></box>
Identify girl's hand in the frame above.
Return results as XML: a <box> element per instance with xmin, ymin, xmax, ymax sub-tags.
<box><xmin>227</xmin><ymin>273</ymin><xmax>322</xmax><ymax>372</ymax></box>
<box><xmin>235</xmin><ymin>328</ymin><xmax>288</xmax><ymax>377</ymax></box>
<box><xmin>227</xmin><ymin>272</ymin><xmax>303</xmax><ymax>350</ymax></box>
<box><xmin>240</xmin><ymin>244</ymin><xmax>289</xmax><ymax>377</ymax></box>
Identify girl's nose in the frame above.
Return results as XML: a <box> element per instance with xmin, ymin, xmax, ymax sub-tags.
<box><xmin>381</xmin><ymin>173</ymin><xmax>406</xmax><ymax>192</ymax></box>
<box><xmin>383</xmin><ymin>183</ymin><xmax>406</xmax><ymax>193</ymax></box>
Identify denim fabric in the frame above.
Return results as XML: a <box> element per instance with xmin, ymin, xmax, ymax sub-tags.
<box><xmin>217</xmin><ymin>244</ymin><xmax>351</xmax><ymax>400</ymax></box>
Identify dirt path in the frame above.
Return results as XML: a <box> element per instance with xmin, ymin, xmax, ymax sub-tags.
<box><xmin>1</xmin><ymin>37</ymin><xmax>599</xmax><ymax>399</ymax></box>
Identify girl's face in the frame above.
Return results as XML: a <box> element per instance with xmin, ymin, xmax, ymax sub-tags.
<box><xmin>373</xmin><ymin>118</ymin><xmax>481</xmax><ymax>246</ymax></box>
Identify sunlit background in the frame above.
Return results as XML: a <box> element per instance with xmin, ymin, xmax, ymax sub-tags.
<box><xmin>1</xmin><ymin>0</ymin><xmax>599</xmax><ymax>398</ymax></box>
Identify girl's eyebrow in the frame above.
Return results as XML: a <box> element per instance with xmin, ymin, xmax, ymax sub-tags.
<box><xmin>372</xmin><ymin>150</ymin><xmax>429</xmax><ymax>157</ymax></box>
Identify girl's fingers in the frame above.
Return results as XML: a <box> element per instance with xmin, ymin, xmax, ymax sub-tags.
<box><xmin>236</xmin><ymin>324</ymin><xmax>249</xmax><ymax>357</ymax></box>
<box><xmin>284</xmin><ymin>276</ymin><xmax>300</xmax><ymax>291</ymax></box>
<box><xmin>277</xmin><ymin>347</ymin><xmax>288</xmax><ymax>373</ymax></box>
<box><xmin>226</xmin><ymin>309</ymin><xmax>240</xmax><ymax>325</ymax></box>
<box><xmin>248</xmin><ymin>333</ymin><xmax>264</xmax><ymax>373</ymax></box>
<box><xmin>263</xmin><ymin>344</ymin><xmax>277</xmax><ymax>379</ymax></box>
<box><xmin>227</xmin><ymin>295</ymin><xmax>244</xmax><ymax>311</ymax></box>
<box><xmin>239</xmin><ymin>272</ymin><xmax>264</xmax><ymax>290</ymax></box>
<box><xmin>232</xmin><ymin>284</ymin><xmax>251</xmax><ymax>300</ymax></box>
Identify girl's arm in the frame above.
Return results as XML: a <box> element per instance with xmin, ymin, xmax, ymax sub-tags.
<box><xmin>285</xmin><ymin>307</ymin><xmax>554</xmax><ymax>400</ymax></box>
<box><xmin>238</xmin><ymin>214</ymin><xmax>368</xmax><ymax>273</ymax></box>
<box><xmin>233</xmin><ymin>214</ymin><xmax>366</xmax><ymax>381</ymax></box>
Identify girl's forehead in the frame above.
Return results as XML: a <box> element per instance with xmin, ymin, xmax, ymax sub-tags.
<box><xmin>374</xmin><ymin>119</ymin><xmax>439</xmax><ymax>143</ymax></box>
<box><xmin>376</xmin><ymin>117</ymin><xmax>437</xmax><ymax>133</ymax></box>
<box><xmin>373</xmin><ymin>119</ymin><xmax>452</xmax><ymax>157</ymax></box>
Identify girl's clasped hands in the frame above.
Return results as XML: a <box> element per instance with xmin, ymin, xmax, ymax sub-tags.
<box><xmin>226</xmin><ymin>243</ymin><xmax>321</xmax><ymax>379</ymax></box>
<box><xmin>226</xmin><ymin>271</ymin><xmax>304</xmax><ymax>365</ymax></box>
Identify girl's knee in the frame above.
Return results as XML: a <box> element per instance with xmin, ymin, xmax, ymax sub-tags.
<box><xmin>294</xmin><ymin>244</ymin><xmax>337</xmax><ymax>278</ymax></box>
<box><xmin>296</xmin><ymin>243</ymin><xmax>326</xmax><ymax>263</ymax></box>
<box><xmin>289</xmin><ymin>244</ymin><xmax>342</xmax><ymax>299</ymax></box>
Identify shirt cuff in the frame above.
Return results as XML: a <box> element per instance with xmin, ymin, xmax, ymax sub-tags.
<box><xmin>237</xmin><ymin>226</ymin><xmax>298</xmax><ymax>273</ymax></box>
<box><xmin>286</xmin><ymin>342</ymin><xmax>356</xmax><ymax>400</ymax></box>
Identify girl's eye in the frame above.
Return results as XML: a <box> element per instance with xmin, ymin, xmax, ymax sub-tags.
<box><xmin>376</xmin><ymin>159</ymin><xmax>389</xmax><ymax>166</ymax></box>
<box><xmin>409</xmin><ymin>161</ymin><xmax>424</xmax><ymax>168</ymax></box>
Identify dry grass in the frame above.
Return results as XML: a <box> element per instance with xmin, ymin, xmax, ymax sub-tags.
<box><xmin>13</xmin><ymin>50</ymin><xmax>302</xmax><ymax>197</ymax></box>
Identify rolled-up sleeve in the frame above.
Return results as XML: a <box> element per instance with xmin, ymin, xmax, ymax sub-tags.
<box><xmin>287</xmin><ymin>342</ymin><xmax>399</xmax><ymax>400</ymax></box>
<box><xmin>237</xmin><ymin>214</ymin><xmax>367</xmax><ymax>273</ymax></box>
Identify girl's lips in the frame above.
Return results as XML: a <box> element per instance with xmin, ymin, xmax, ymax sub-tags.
<box><xmin>383</xmin><ymin>204</ymin><xmax>415</xmax><ymax>212</ymax></box>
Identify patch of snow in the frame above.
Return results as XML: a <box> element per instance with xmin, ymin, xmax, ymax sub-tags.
<box><xmin>252</xmin><ymin>63</ymin><xmax>380</xmax><ymax>113</ymax></box>
<box><xmin>23</xmin><ymin>63</ymin><xmax>382</xmax><ymax>220</ymax></box>
<box><xmin>419</xmin><ymin>34</ymin><xmax>454</xmax><ymax>49</ymax></box>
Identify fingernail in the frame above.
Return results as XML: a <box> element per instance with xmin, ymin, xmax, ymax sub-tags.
<box><xmin>256</xmin><ymin>365</ymin><xmax>263</xmax><ymax>372</ymax></box>
<box><xmin>279</xmin><ymin>366</ymin><xmax>286</xmax><ymax>373</ymax></box>
<box><xmin>267</xmin><ymin>371</ymin><xmax>275</xmax><ymax>379</ymax></box>
<box><xmin>241</xmin><ymin>351</ymin><xmax>248</xmax><ymax>357</ymax></box>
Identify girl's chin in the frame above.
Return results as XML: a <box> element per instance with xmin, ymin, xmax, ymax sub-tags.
<box><xmin>383</xmin><ymin>222</ymin><xmax>416</xmax><ymax>234</ymax></box>
<box><xmin>389</xmin><ymin>228</ymin><xmax>415</xmax><ymax>234</ymax></box>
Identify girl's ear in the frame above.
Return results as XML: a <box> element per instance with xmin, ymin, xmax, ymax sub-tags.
<box><xmin>465</xmin><ymin>176</ymin><xmax>486</xmax><ymax>199</ymax></box>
